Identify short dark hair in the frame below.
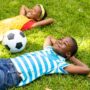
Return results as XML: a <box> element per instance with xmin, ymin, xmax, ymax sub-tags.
<box><xmin>70</xmin><ymin>37</ymin><xmax>78</xmax><ymax>56</ymax></box>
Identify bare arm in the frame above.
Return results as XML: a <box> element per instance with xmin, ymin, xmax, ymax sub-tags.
<box><xmin>32</xmin><ymin>18</ymin><xmax>54</xmax><ymax>28</ymax></box>
<box><xmin>69</xmin><ymin>56</ymin><xmax>89</xmax><ymax>68</ymax></box>
<box><xmin>43</xmin><ymin>36</ymin><xmax>56</xmax><ymax>48</ymax></box>
<box><xmin>65</xmin><ymin>56</ymin><xmax>90</xmax><ymax>74</ymax></box>
<box><xmin>65</xmin><ymin>64</ymin><xmax>90</xmax><ymax>74</ymax></box>
<box><xmin>19</xmin><ymin>5</ymin><xmax>30</xmax><ymax>15</ymax></box>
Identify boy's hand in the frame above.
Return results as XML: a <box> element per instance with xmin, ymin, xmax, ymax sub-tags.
<box><xmin>43</xmin><ymin>36</ymin><xmax>56</xmax><ymax>48</ymax></box>
<box><xmin>69</xmin><ymin>56</ymin><xmax>76</xmax><ymax>61</ymax></box>
<box><xmin>66</xmin><ymin>55</ymin><xmax>75</xmax><ymax>61</ymax></box>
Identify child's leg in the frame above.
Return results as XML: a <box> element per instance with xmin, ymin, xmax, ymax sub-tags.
<box><xmin>0</xmin><ymin>69</ymin><xmax>6</xmax><ymax>90</ymax></box>
<box><xmin>0</xmin><ymin>59</ymin><xmax>21</xmax><ymax>90</ymax></box>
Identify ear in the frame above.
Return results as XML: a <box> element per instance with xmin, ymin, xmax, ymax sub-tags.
<box><xmin>66</xmin><ymin>52</ymin><xmax>71</xmax><ymax>59</ymax></box>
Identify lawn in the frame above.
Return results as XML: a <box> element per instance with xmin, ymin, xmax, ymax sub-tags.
<box><xmin>0</xmin><ymin>0</ymin><xmax>90</xmax><ymax>90</ymax></box>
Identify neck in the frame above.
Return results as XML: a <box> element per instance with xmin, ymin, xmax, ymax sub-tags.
<box><xmin>53</xmin><ymin>49</ymin><xmax>66</xmax><ymax>58</ymax></box>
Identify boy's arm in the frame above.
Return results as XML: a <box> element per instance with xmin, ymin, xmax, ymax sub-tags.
<box><xmin>20</xmin><ymin>5</ymin><xmax>30</xmax><ymax>15</ymax></box>
<box><xmin>32</xmin><ymin>18</ymin><xmax>54</xmax><ymax>28</ymax></box>
<box><xmin>64</xmin><ymin>56</ymin><xmax>90</xmax><ymax>74</ymax></box>
<box><xmin>69</xmin><ymin>56</ymin><xmax>89</xmax><ymax>68</ymax></box>
<box><xmin>43</xmin><ymin>36</ymin><xmax>56</xmax><ymax>48</ymax></box>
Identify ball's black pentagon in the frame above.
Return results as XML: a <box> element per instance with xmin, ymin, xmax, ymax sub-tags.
<box><xmin>20</xmin><ymin>32</ymin><xmax>25</xmax><ymax>37</ymax></box>
<box><xmin>5</xmin><ymin>45</ymin><xmax>10</xmax><ymax>50</ymax></box>
<box><xmin>16</xmin><ymin>42</ymin><xmax>23</xmax><ymax>49</ymax></box>
<box><xmin>7</xmin><ymin>33</ymin><xmax>15</xmax><ymax>40</ymax></box>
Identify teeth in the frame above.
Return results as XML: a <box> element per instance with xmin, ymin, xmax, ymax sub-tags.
<box><xmin>27</xmin><ymin>12</ymin><xmax>32</xmax><ymax>17</ymax></box>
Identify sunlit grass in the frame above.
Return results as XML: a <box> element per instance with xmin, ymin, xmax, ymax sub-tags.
<box><xmin>0</xmin><ymin>0</ymin><xmax>90</xmax><ymax>90</ymax></box>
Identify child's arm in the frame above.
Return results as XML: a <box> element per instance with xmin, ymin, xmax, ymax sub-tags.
<box><xmin>69</xmin><ymin>56</ymin><xmax>89</xmax><ymax>68</ymax></box>
<box><xmin>64</xmin><ymin>56</ymin><xmax>90</xmax><ymax>74</ymax></box>
<box><xmin>43</xmin><ymin>36</ymin><xmax>56</xmax><ymax>48</ymax></box>
<box><xmin>20</xmin><ymin>5</ymin><xmax>30</xmax><ymax>15</ymax></box>
<box><xmin>32</xmin><ymin>18</ymin><xmax>54</xmax><ymax>28</ymax></box>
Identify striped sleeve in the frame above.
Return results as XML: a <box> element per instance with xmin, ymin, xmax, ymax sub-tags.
<box><xmin>44</xmin><ymin>46</ymin><xmax>53</xmax><ymax>51</ymax></box>
<box><xmin>58</xmin><ymin>62</ymin><xmax>70</xmax><ymax>74</ymax></box>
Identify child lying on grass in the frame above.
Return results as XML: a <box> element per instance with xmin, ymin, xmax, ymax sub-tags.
<box><xmin>0</xmin><ymin>36</ymin><xmax>90</xmax><ymax>90</ymax></box>
<box><xmin>0</xmin><ymin>4</ymin><xmax>53</xmax><ymax>41</ymax></box>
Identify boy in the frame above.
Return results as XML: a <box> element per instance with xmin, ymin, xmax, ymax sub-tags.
<box><xmin>0</xmin><ymin>4</ymin><xmax>53</xmax><ymax>41</ymax></box>
<box><xmin>0</xmin><ymin>36</ymin><xmax>90</xmax><ymax>90</ymax></box>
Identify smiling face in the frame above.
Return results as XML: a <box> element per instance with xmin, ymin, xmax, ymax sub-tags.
<box><xmin>53</xmin><ymin>37</ymin><xmax>75</xmax><ymax>58</ymax></box>
<box><xmin>26</xmin><ymin>5</ymin><xmax>42</xmax><ymax>20</ymax></box>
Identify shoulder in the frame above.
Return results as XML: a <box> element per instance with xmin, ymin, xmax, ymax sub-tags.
<box><xmin>57</xmin><ymin>58</ymin><xmax>70</xmax><ymax>74</ymax></box>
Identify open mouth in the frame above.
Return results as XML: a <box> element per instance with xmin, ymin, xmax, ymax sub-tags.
<box><xmin>27</xmin><ymin>12</ymin><xmax>32</xmax><ymax>18</ymax></box>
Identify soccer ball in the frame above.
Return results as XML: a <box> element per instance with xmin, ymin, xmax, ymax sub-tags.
<box><xmin>2</xmin><ymin>29</ymin><xmax>27</xmax><ymax>53</ymax></box>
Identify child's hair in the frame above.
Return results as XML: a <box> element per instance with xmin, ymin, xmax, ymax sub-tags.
<box><xmin>38</xmin><ymin>4</ymin><xmax>47</xmax><ymax>20</ymax></box>
<box><xmin>70</xmin><ymin>37</ymin><xmax>78</xmax><ymax>56</ymax></box>
<box><xmin>41</xmin><ymin>9</ymin><xmax>47</xmax><ymax>20</ymax></box>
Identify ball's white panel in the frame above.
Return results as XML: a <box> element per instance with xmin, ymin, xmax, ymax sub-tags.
<box><xmin>2</xmin><ymin>29</ymin><xmax>27</xmax><ymax>53</ymax></box>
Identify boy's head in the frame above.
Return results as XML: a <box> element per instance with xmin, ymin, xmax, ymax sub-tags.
<box><xmin>26</xmin><ymin>4</ymin><xmax>47</xmax><ymax>21</ymax></box>
<box><xmin>53</xmin><ymin>37</ymin><xmax>78</xmax><ymax>58</ymax></box>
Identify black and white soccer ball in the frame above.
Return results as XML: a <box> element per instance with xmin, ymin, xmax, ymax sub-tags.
<box><xmin>2</xmin><ymin>29</ymin><xmax>27</xmax><ymax>53</ymax></box>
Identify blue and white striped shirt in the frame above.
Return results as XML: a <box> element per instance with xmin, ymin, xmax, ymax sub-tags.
<box><xmin>11</xmin><ymin>46</ymin><xmax>70</xmax><ymax>86</ymax></box>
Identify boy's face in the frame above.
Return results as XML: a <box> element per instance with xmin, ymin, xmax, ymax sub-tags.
<box><xmin>53</xmin><ymin>37</ymin><xmax>74</xmax><ymax>57</ymax></box>
<box><xmin>26</xmin><ymin>5</ymin><xmax>42</xmax><ymax>20</ymax></box>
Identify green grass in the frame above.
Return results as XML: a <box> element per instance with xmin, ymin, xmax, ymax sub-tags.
<box><xmin>0</xmin><ymin>0</ymin><xmax>90</xmax><ymax>90</ymax></box>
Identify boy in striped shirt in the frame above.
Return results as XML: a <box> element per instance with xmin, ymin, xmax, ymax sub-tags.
<box><xmin>0</xmin><ymin>36</ymin><xmax>90</xmax><ymax>90</ymax></box>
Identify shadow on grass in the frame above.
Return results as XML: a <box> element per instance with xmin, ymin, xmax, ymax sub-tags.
<box><xmin>0</xmin><ymin>40</ymin><xmax>42</xmax><ymax>58</ymax></box>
